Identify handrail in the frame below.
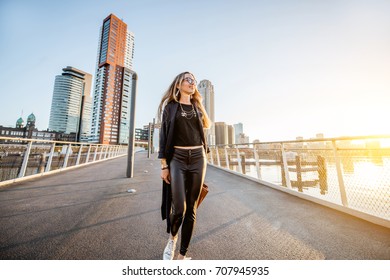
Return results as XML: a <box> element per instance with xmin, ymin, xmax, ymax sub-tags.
<box><xmin>216</xmin><ymin>134</ymin><xmax>390</xmax><ymax>146</ymax></box>
<box><xmin>0</xmin><ymin>137</ymin><xmax>128</xmax><ymax>186</ymax></box>
<box><xmin>207</xmin><ymin>135</ymin><xmax>390</xmax><ymax>226</ymax></box>
<box><xmin>0</xmin><ymin>136</ymin><xmax>114</xmax><ymax>145</ymax></box>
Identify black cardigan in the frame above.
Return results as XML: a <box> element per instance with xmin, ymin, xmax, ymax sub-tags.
<box><xmin>159</xmin><ymin>101</ymin><xmax>208</xmax><ymax>233</ymax></box>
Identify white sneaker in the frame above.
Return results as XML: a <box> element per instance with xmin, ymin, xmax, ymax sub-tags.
<box><xmin>178</xmin><ymin>256</ymin><xmax>192</xmax><ymax>260</ymax></box>
<box><xmin>163</xmin><ymin>238</ymin><xmax>177</xmax><ymax>260</ymax></box>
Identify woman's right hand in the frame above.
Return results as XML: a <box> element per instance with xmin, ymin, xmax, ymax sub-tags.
<box><xmin>161</xmin><ymin>169</ymin><xmax>170</xmax><ymax>184</ymax></box>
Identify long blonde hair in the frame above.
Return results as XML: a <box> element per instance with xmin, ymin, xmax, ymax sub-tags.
<box><xmin>158</xmin><ymin>71</ymin><xmax>211</xmax><ymax>128</ymax></box>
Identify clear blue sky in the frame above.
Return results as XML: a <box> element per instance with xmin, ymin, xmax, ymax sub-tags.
<box><xmin>1</xmin><ymin>0</ymin><xmax>389</xmax><ymax>141</ymax></box>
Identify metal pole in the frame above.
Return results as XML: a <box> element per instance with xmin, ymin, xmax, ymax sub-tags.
<box><xmin>225</xmin><ymin>146</ymin><xmax>230</xmax><ymax>168</ymax></box>
<box><xmin>93</xmin><ymin>145</ymin><xmax>98</xmax><ymax>162</ymax></box>
<box><xmin>151</xmin><ymin>118</ymin><xmax>155</xmax><ymax>154</ymax></box>
<box><xmin>147</xmin><ymin>122</ymin><xmax>152</xmax><ymax>158</ymax></box>
<box><xmin>104</xmin><ymin>145</ymin><xmax>109</xmax><ymax>159</ymax></box>
<box><xmin>85</xmin><ymin>144</ymin><xmax>91</xmax><ymax>163</ymax></box>
<box><xmin>127</xmin><ymin>71</ymin><xmax>138</xmax><ymax>178</ymax></box>
<box><xmin>98</xmin><ymin>146</ymin><xmax>103</xmax><ymax>160</ymax></box>
<box><xmin>18</xmin><ymin>141</ymin><xmax>32</xmax><ymax>178</ymax></box>
<box><xmin>332</xmin><ymin>140</ymin><xmax>348</xmax><ymax>206</ymax></box>
<box><xmin>281</xmin><ymin>144</ymin><xmax>292</xmax><ymax>189</ymax></box>
<box><xmin>216</xmin><ymin>146</ymin><xmax>221</xmax><ymax>167</ymax></box>
<box><xmin>253</xmin><ymin>144</ymin><xmax>261</xmax><ymax>179</ymax></box>
<box><xmin>236</xmin><ymin>147</ymin><xmax>243</xmax><ymax>173</ymax></box>
<box><xmin>76</xmin><ymin>144</ymin><xmax>83</xmax><ymax>166</ymax></box>
<box><xmin>45</xmin><ymin>142</ymin><xmax>56</xmax><ymax>172</ymax></box>
<box><xmin>63</xmin><ymin>144</ymin><xmax>72</xmax><ymax>168</ymax></box>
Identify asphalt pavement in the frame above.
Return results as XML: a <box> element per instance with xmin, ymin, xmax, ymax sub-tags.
<box><xmin>0</xmin><ymin>151</ymin><xmax>389</xmax><ymax>260</ymax></box>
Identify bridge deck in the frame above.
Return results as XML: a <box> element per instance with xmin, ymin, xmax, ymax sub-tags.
<box><xmin>0</xmin><ymin>151</ymin><xmax>389</xmax><ymax>260</ymax></box>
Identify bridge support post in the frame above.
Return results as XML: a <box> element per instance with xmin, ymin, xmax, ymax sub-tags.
<box><xmin>240</xmin><ymin>154</ymin><xmax>246</xmax><ymax>174</ymax></box>
<box><xmin>296</xmin><ymin>155</ymin><xmax>303</xmax><ymax>192</ymax></box>
<box><xmin>281</xmin><ymin>144</ymin><xmax>292</xmax><ymax>189</ymax></box>
<box><xmin>236</xmin><ymin>147</ymin><xmax>243</xmax><ymax>174</ymax></box>
<box><xmin>253</xmin><ymin>145</ymin><xmax>261</xmax><ymax>179</ymax></box>
<box><xmin>76</xmin><ymin>144</ymin><xmax>83</xmax><ymax>166</ymax></box>
<box><xmin>225</xmin><ymin>146</ymin><xmax>229</xmax><ymax>168</ymax></box>
<box><xmin>332</xmin><ymin>140</ymin><xmax>348</xmax><ymax>207</ymax></box>
<box><xmin>85</xmin><ymin>144</ymin><xmax>91</xmax><ymax>163</ymax></box>
<box><xmin>63</xmin><ymin>144</ymin><xmax>72</xmax><ymax>168</ymax></box>
<box><xmin>98</xmin><ymin>146</ymin><xmax>103</xmax><ymax>160</ymax></box>
<box><xmin>216</xmin><ymin>147</ymin><xmax>221</xmax><ymax>166</ymax></box>
<box><xmin>93</xmin><ymin>145</ymin><xmax>98</xmax><ymax>162</ymax></box>
<box><xmin>318</xmin><ymin>155</ymin><xmax>328</xmax><ymax>195</ymax></box>
<box><xmin>45</xmin><ymin>142</ymin><xmax>56</xmax><ymax>172</ymax></box>
<box><xmin>104</xmin><ymin>146</ymin><xmax>109</xmax><ymax>159</ymax></box>
<box><xmin>18</xmin><ymin>141</ymin><xmax>32</xmax><ymax>178</ymax></box>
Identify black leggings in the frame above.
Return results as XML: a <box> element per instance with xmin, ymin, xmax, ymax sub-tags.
<box><xmin>169</xmin><ymin>147</ymin><xmax>207</xmax><ymax>256</ymax></box>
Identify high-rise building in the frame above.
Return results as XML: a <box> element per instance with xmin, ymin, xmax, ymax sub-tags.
<box><xmin>49</xmin><ymin>66</ymin><xmax>92</xmax><ymax>141</ymax></box>
<box><xmin>227</xmin><ymin>125</ymin><xmax>235</xmax><ymax>145</ymax></box>
<box><xmin>198</xmin><ymin>80</ymin><xmax>215</xmax><ymax>145</ymax></box>
<box><xmin>234</xmin><ymin>123</ymin><xmax>243</xmax><ymax>143</ymax></box>
<box><xmin>90</xmin><ymin>14</ymin><xmax>135</xmax><ymax>144</ymax></box>
<box><xmin>215</xmin><ymin>122</ymin><xmax>228</xmax><ymax>145</ymax></box>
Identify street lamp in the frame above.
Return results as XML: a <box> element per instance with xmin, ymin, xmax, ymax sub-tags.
<box><xmin>126</xmin><ymin>70</ymin><xmax>138</xmax><ymax>178</ymax></box>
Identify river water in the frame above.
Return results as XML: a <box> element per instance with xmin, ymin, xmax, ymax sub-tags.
<box><xmin>237</xmin><ymin>157</ymin><xmax>390</xmax><ymax>220</ymax></box>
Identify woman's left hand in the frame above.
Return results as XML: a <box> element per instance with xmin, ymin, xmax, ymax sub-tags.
<box><xmin>161</xmin><ymin>169</ymin><xmax>171</xmax><ymax>184</ymax></box>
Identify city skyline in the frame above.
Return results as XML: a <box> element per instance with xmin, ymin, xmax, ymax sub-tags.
<box><xmin>1</xmin><ymin>0</ymin><xmax>390</xmax><ymax>142</ymax></box>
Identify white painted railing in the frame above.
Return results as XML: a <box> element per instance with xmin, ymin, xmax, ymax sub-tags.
<box><xmin>0</xmin><ymin>137</ymin><xmax>127</xmax><ymax>186</ymax></box>
<box><xmin>208</xmin><ymin>135</ymin><xmax>390</xmax><ymax>227</ymax></box>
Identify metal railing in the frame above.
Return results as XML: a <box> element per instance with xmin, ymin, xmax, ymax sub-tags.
<box><xmin>207</xmin><ymin>135</ymin><xmax>390</xmax><ymax>225</ymax></box>
<box><xmin>0</xmin><ymin>137</ymin><xmax>128</xmax><ymax>185</ymax></box>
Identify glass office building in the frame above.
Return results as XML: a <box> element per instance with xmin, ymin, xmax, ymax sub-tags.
<box><xmin>48</xmin><ymin>66</ymin><xmax>92</xmax><ymax>141</ymax></box>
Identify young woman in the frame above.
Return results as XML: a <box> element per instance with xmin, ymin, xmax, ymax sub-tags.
<box><xmin>158</xmin><ymin>71</ymin><xmax>211</xmax><ymax>260</ymax></box>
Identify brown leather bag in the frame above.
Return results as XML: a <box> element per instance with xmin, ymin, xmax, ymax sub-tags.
<box><xmin>197</xmin><ymin>183</ymin><xmax>209</xmax><ymax>208</ymax></box>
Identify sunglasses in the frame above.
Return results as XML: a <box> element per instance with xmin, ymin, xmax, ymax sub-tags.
<box><xmin>183</xmin><ymin>77</ymin><xmax>197</xmax><ymax>85</ymax></box>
